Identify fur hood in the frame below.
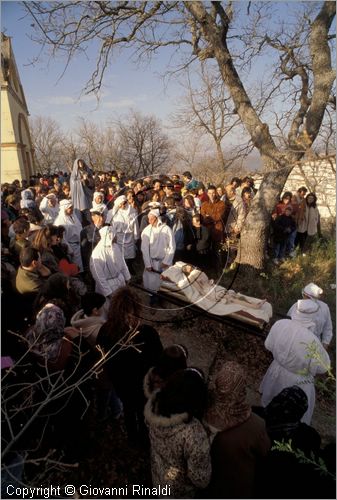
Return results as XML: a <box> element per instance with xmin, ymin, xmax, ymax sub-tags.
<box><xmin>70</xmin><ymin>309</ymin><xmax>105</xmax><ymax>346</ymax></box>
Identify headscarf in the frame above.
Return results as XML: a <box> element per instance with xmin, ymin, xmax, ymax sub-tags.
<box><xmin>114</xmin><ymin>195</ymin><xmax>127</xmax><ymax>209</ymax></box>
<box><xmin>148</xmin><ymin>209</ymin><xmax>160</xmax><ymax>218</ymax></box>
<box><xmin>92</xmin><ymin>191</ymin><xmax>107</xmax><ymax>214</ymax></box>
<box><xmin>59</xmin><ymin>199</ymin><xmax>73</xmax><ymax>210</ymax></box>
<box><xmin>54</xmin><ymin>199</ymin><xmax>82</xmax><ymax>236</ymax></box>
<box><xmin>205</xmin><ymin>361</ymin><xmax>251</xmax><ymax>431</ymax></box>
<box><xmin>264</xmin><ymin>385</ymin><xmax>308</xmax><ymax>437</ymax></box>
<box><xmin>290</xmin><ymin>299</ymin><xmax>318</xmax><ymax>332</ymax></box>
<box><xmin>26</xmin><ymin>303</ymin><xmax>65</xmax><ymax>361</ymax></box>
<box><xmin>108</xmin><ymin>195</ymin><xmax>127</xmax><ymax>219</ymax></box>
<box><xmin>20</xmin><ymin>189</ymin><xmax>35</xmax><ymax>209</ymax></box>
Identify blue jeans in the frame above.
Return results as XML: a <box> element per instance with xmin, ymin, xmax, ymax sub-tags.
<box><xmin>274</xmin><ymin>241</ymin><xmax>286</xmax><ymax>259</ymax></box>
<box><xmin>286</xmin><ymin>229</ymin><xmax>297</xmax><ymax>254</ymax></box>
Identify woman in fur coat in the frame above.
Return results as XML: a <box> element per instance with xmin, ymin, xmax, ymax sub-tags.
<box><xmin>144</xmin><ymin>368</ymin><xmax>211</xmax><ymax>498</ymax></box>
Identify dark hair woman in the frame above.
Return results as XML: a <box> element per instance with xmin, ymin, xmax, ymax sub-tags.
<box><xmin>144</xmin><ymin>344</ymin><xmax>188</xmax><ymax>398</ymax></box>
<box><xmin>144</xmin><ymin>368</ymin><xmax>211</xmax><ymax>498</ymax></box>
<box><xmin>96</xmin><ymin>286</ymin><xmax>163</xmax><ymax>442</ymax></box>
<box><xmin>32</xmin><ymin>225</ymin><xmax>59</xmax><ymax>273</ymax></box>
<box><xmin>296</xmin><ymin>192</ymin><xmax>320</xmax><ymax>254</ymax></box>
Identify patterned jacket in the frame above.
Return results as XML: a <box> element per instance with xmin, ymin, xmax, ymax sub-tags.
<box><xmin>144</xmin><ymin>395</ymin><xmax>211</xmax><ymax>498</ymax></box>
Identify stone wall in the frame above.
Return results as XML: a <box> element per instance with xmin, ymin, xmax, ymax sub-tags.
<box><xmin>254</xmin><ymin>159</ymin><xmax>336</xmax><ymax>221</ymax></box>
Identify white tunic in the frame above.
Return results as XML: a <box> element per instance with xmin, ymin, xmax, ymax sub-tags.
<box><xmin>259</xmin><ymin>319</ymin><xmax>330</xmax><ymax>424</ymax></box>
<box><xmin>54</xmin><ymin>207</ymin><xmax>83</xmax><ymax>271</ymax></box>
<box><xmin>89</xmin><ymin>226</ymin><xmax>131</xmax><ymax>298</ymax></box>
<box><xmin>39</xmin><ymin>197</ymin><xmax>60</xmax><ymax>224</ymax></box>
<box><xmin>141</xmin><ymin>219</ymin><xmax>175</xmax><ymax>291</ymax></box>
<box><xmin>111</xmin><ymin>204</ymin><xmax>140</xmax><ymax>260</ymax></box>
<box><xmin>287</xmin><ymin>299</ymin><xmax>333</xmax><ymax>346</ymax></box>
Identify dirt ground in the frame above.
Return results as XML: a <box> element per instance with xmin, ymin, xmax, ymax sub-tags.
<box><xmin>142</xmin><ymin>292</ymin><xmax>335</xmax><ymax>443</ymax></box>
<box><xmin>42</xmin><ymin>289</ymin><xmax>335</xmax><ymax>498</ymax></box>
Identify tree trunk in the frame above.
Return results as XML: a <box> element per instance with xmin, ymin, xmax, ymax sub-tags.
<box><xmin>215</xmin><ymin>140</ymin><xmax>226</xmax><ymax>171</ymax></box>
<box><xmin>236</xmin><ymin>163</ymin><xmax>293</xmax><ymax>269</ymax></box>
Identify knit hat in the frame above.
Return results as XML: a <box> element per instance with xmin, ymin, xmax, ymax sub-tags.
<box><xmin>302</xmin><ymin>283</ymin><xmax>323</xmax><ymax>299</ymax></box>
<box><xmin>205</xmin><ymin>361</ymin><xmax>251</xmax><ymax>431</ymax></box>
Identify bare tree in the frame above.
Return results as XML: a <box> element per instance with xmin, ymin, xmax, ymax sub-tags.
<box><xmin>172</xmin><ymin>63</ymin><xmax>242</xmax><ymax>170</ymax></box>
<box><xmin>171</xmin><ymin>131</ymin><xmax>206</xmax><ymax>172</ymax></box>
<box><xmin>30</xmin><ymin>116</ymin><xmax>66</xmax><ymax>174</ymax></box>
<box><xmin>25</xmin><ymin>1</ymin><xmax>336</xmax><ymax>268</ymax></box>
<box><xmin>2</xmin><ymin>325</ymin><xmax>140</xmax><ymax>487</ymax></box>
<box><xmin>116</xmin><ymin>110</ymin><xmax>171</xmax><ymax>177</ymax></box>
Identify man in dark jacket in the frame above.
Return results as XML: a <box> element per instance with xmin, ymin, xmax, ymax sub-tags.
<box><xmin>272</xmin><ymin>206</ymin><xmax>296</xmax><ymax>264</ymax></box>
<box><xmin>185</xmin><ymin>214</ymin><xmax>211</xmax><ymax>269</ymax></box>
<box><xmin>80</xmin><ymin>208</ymin><xmax>105</xmax><ymax>273</ymax></box>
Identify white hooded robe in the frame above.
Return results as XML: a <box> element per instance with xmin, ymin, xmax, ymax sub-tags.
<box><xmin>89</xmin><ymin>225</ymin><xmax>131</xmax><ymax>298</ymax></box>
<box><xmin>259</xmin><ymin>319</ymin><xmax>330</xmax><ymax>424</ymax></box>
<box><xmin>141</xmin><ymin>218</ymin><xmax>175</xmax><ymax>291</ymax></box>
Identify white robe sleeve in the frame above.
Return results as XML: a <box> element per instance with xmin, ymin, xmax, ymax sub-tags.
<box><xmin>133</xmin><ymin>217</ymin><xmax>140</xmax><ymax>241</ymax></box>
<box><xmin>90</xmin><ymin>255</ymin><xmax>113</xmax><ymax>297</ymax></box>
<box><xmin>320</xmin><ymin>303</ymin><xmax>333</xmax><ymax>346</ymax></box>
<box><xmin>117</xmin><ymin>246</ymin><xmax>131</xmax><ymax>282</ymax></box>
<box><xmin>39</xmin><ymin>197</ymin><xmax>48</xmax><ymax>215</ymax></box>
<box><xmin>162</xmin><ymin>226</ymin><xmax>176</xmax><ymax>266</ymax></box>
<box><xmin>141</xmin><ymin>229</ymin><xmax>152</xmax><ymax>268</ymax></box>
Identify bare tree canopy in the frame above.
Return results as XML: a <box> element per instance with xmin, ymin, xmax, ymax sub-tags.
<box><xmin>115</xmin><ymin>110</ymin><xmax>171</xmax><ymax>177</ymax></box>
<box><xmin>172</xmin><ymin>63</ymin><xmax>244</xmax><ymax>170</ymax></box>
<box><xmin>30</xmin><ymin>116</ymin><xmax>67</xmax><ymax>174</ymax></box>
<box><xmin>31</xmin><ymin>111</ymin><xmax>170</xmax><ymax>177</ymax></box>
<box><xmin>25</xmin><ymin>1</ymin><xmax>335</xmax><ymax>268</ymax></box>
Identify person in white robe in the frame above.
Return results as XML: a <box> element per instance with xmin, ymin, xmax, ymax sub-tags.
<box><xmin>110</xmin><ymin>196</ymin><xmax>140</xmax><ymax>265</ymax></box>
<box><xmin>259</xmin><ymin>318</ymin><xmax>330</xmax><ymax>425</ymax></box>
<box><xmin>39</xmin><ymin>193</ymin><xmax>59</xmax><ymax>223</ymax></box>
<box><xmin>91</xmin><ymin>191</ymin><xmax>108</xmax><ymax>219</ymax></box>
<box><xmin>89</xmin><ymin>225</ymin><xmax>131</xmax><ymax>301</ymax></box>
<box><xmin>54</xmin><ymin>199</ymin><xmax>83</xmax><ymax>271</ymax></box>
<box><xmin>141</xmin><ymin>209</ymin><xmax>175</xmax><ymax>292</ymax></box>
<box><xmin>105</xmin><ymin>194</ymin><xmax>126</xmax><ymax>224</ymax></box>
<box><xmin>287</xmin><ymin>282</ymin><xmax>333</xmax><ymax>349</ymax></box>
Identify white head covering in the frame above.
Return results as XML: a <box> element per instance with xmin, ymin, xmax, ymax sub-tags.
<box><xmin>290</xmin><ymin>299</ymin><xmax>318</xmax><ymax>332</ymax></box>
<box><xmin>114</xmin><ymin>195</ymin><xmax>127</xmax><ymax>208</ymax></box>
<box><xmin>148</xmin><ymin>202</ymin><xmax>161</xmax><ymax>208</ymax></box>
<box><xmin>93</xmin><ymin>191</ymin><xmax>103</xmax><ymax>201</ymax></box>
<box><xmin>148</xmin><ymin>209</ymin><xmax>160</xmax><ymax>218</ymax></box>
<box><xmin>302</xmin><ymin>283</ymin><xmax>323</xmax><ymax>300</ymax></box>
<box><xmin>99</xmin><ymin>224</ymin><xmax>118</xmax><ymax>244</ymax></box>
<box><xmin>46</xmin><ymin>193</ymin><xmax>57</xmax><ymax>200</ymax></box>
<box><xmin>59</xmin><ymin>199</ymin><xmax>73</xmax><ymax>210</ymax></box>
<box><xmin>90</xmin><ymin>206</ymin><xmax>105</xmax><ymax>215</ymax></box>
<box><xmin>20</xmin><ymin>189</ymin><xmax>35</xmax><ymax>209</ymax></box>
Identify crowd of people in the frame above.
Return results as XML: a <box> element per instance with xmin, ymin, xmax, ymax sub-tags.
<box><xmin>1</xmin><ymin>160</ymin><xmax>334</xmax><ymax>498</ymax></box>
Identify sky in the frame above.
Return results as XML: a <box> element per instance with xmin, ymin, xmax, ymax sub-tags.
<box><xmin>2</xmin><ymin>1</ymin><xmax>185</xmax><ymax>131</ymax></box>
<box><xmin>1</xmin><ymin>0</ymin><xmax>326</xmax><ymax>167</ymax></box>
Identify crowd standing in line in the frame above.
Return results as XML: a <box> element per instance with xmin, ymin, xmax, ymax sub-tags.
<box><xmin>1</xmin><ymin>163</ymin><xmax>335</xmax><ymax>498</ymax></box>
